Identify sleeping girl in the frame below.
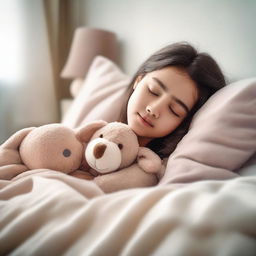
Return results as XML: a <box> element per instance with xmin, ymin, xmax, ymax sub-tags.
<box><xmin>72</xmin><ymin>42</ymin><xmax>227</xmax><ymax>191</ymax></box>
<box><xmin>119</xmin><ymin>42</ymin><xmax>225</xmax><ymax>158</ymax></box>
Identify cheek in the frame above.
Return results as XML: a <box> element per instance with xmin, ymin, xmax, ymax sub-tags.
<box><xmin>156</xmin><ymin>115</ymin><xmax>183</xmax><ymax>137</ymax></box>
<box><xmin>127</xmin><ymin>94</ymin><xmax>137</xmax><ymax>126</ymax></box>
<box><xmin>127</xmin><ymin>95</ymin><xmax>135</xmax><ymax>117</ymax></box>
<box><xmin>127</xmin><ymin>91</ymin><xmax>142</xmax><ymax>113</ymax></box>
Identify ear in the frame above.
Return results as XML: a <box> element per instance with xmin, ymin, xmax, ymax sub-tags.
<box><xmin>0</xmin><ymin>127</ymin><xmax>35</xmax><ymax>150</ymax></box>
<box><xmin>0</xmin><ymin>127</ymin><xmax>35</xmax><ymax>169</ymax></box>
<box><xmin>75</xmin><ymin>120</ymin><xmax>107</xmax><ymax>142</ymax></box>
<box><xmin>137</xmin><ymin>147</ymin><xmax>162</xmax><ymax>173</ymax></box>
<box><xmin>0</xmin><ymin>164</ymin><xmax>29</xmax><ymax>180</ymax></box>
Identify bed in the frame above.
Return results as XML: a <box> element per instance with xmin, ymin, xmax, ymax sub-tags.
<box><xmin>0</xmin><ymin>54</ymin><xmax>256</xmax><ymax>255</ymax></box>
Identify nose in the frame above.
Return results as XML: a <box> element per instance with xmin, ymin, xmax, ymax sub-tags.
<box><xmin>93</xmin><ymin>142</ymin><xmax>107</xmax><ymax>159</ymax></box>
<box><xmin>146</xmin><ymin>105</ymin><xmax>159</xmax><ymax>118</ymax></box>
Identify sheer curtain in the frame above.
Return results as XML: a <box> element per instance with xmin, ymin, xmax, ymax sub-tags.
<box><xmin>0</xmin><ymin>0</ymin><xmax>86</xmax><ymax>144</ymax></box>
<box><xmin>0</xmin><ymin>1</ymin><xmax>53</xmax><ymax>144</ymax></box>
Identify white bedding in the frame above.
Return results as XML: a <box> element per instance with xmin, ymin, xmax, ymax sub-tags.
<box><xmin>1</xmin><ymin>55</ymin><xmax>256</xmax><ymax>256</ymax></box>
<box><xmin>1</xmin><ymin>170</ymin><xmax>256</xmax><ymax>255</ymax></box>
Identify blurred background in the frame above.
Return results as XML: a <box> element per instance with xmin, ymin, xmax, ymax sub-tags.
<box><xmin>0</xmin><ymin>0</ymin><xmax>256</xmax><ymax>144</ymax></box>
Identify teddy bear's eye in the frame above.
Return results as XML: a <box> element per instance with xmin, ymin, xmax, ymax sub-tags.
<box><xmin>118</xmin><ymin>143</ymin><xmax>123</xmax><ymax>150</ymax></box>
<box><xmin>63</xmin><ymin>149</ymin><xmax>71</xmax><ymax>157</ymax></box>
<box><xmin>99</xmin><ymin>134</ymin><xmax>103</xmax><ymax>138</ymax></box>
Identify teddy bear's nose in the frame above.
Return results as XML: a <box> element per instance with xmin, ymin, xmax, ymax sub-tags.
<box><xmin>93</xmin><ymin>142</ymin><xmax>107</xmax><ymax>159</ymax></box>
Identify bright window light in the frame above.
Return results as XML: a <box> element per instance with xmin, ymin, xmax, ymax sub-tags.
<box><xmin>0</xmin><ymin>1</ymin><xmax>23</xmax><ymax>84</ymax></box>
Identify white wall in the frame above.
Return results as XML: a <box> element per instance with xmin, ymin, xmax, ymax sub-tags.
<box><xmin>80</xmin><ymin>0</ymin><xmax>256</xmax><ymax>82</ymax></box>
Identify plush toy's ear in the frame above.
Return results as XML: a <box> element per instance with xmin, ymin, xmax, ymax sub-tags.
<box><xmin>0</xmin><ymin>127</ymin><xmax>35</xmax><ymax>151</ymax></box>
<box><xmin>0</xmin><ymin>127</ymin><xmax>34</xmax><ymax>180</ymax></box>
<box><xmin>0</xmin><ymin>127</ymin><xmax>35</xmax><ymax>166</ymax></box>
<box><xmin>0</xmin><ymin>127</ymin><xmax>35</xmax><ymax>167</ymax></box>
<box><xmin>0</xmin><ymin>164</ymin><xmax>29</xmax><ymax>180</ymax></box>
<box><xmin>137</xmin><ymin>147</ymin><xmax>162</xmax><ymax>174</ymax></box>
<box><xmin>75</xmin><ymin>120</ymin><xmax>107</xmax><ymax>142</ymax></box>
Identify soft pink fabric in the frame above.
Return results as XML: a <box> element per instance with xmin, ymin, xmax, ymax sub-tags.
<box><xmin>160</xmin><ymin>78</ymin><xmax>256</xmax><ymax>184</ymax></box>
<box><xmin>0</xmin><ymin>124</ymin><xmax>102</xmax><ymax>180</ymax></box>
<box><xmin>62</xmin><ymin>56</ymin><xmax>130</xmax><ymax>128</ymax></box>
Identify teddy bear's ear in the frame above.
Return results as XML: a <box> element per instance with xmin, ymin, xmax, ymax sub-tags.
<box><xmin>137</xmin><ymin>147</ymin><xmax>162</xmax><ymax>174</ymax></box>
<box><xmin>75</xmin><ymin>120</ymin><xmax>107</xmax><ymax>142</ymax></box>
<box><xmin>0</xmin><ymin>127</ymin><xmax>35</xmax><ymax>170</ymax></box>
<box><xmin>0</xmin><ymin>127</ymin><xmax>35</xmax><ymax>150</ymax></box>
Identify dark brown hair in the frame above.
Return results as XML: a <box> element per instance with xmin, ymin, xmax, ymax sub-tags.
<box><xmin>119</xmin><ymin>42</ymin><xmax>226</xmax><ymax>158</ymax></box>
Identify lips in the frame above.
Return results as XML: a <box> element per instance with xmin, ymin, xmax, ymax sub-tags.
<box><xmin>137</xmin><ymin>113</ymin><xmax>154</xmax><ymax>127</ymax></box>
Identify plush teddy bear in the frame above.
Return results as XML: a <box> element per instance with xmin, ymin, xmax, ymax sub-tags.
<box><xmin>0</xmin><ymin>121</ymin><xmax>164</xmax><ymax>193</ymax></box>
<box><xmin>0</xmin><ymin>123</ymin><xmax>103</xmax><ymax>180</ymax></box>
<box><xmin>71</xmin><ymin>121</ymin><xmax>163</xmax><ymax>192</ymax></box>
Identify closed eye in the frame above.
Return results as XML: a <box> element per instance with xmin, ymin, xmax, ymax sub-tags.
<box><xmin>169</xmin><ymin>106</ymin><xmax>180</xmax><ymax>117</ymax></box>
<box><xmin>147</xmin><ymin>87</ymin><xmax>159</xmax><ymax>96</ymax></box>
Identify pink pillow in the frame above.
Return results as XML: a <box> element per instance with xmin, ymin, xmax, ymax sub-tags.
<box><xmin>160</xmin><ymin>78</ymin><xmax>256</xmax><ymax>185</ymax></box>
<box><xmin>62</xmin><ymin>56</ymin><xmax>130</xmax><ymax>128</ymax></box>
<box><xmin>63</xmin><ymin>57</ymin><xmax>256</xmax><ymax>185</ymax></box>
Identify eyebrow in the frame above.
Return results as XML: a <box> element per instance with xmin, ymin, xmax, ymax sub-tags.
<box><xmin>152</xmin><ymin>77</ymin><xmax>190</xmax><ymax>114</ymax></box>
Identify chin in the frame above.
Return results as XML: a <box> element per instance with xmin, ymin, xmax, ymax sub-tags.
<box><xmin>128</xmin><ymin>115</ymin><xmax>152</xmax><ymax>137</ymax></box>
<box><xmin>133</xmin><ymin>127</ymin><xmax>151</xmax><ymax>138</ymax></box>
<box><xmin>128</xmin><ymin>124</ymin><xmax>141</xmax><ymax>136</ymax></box>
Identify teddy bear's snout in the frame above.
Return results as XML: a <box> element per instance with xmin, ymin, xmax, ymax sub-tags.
<box><xmin>85</xmin><ymin>138</ymin><xmax>122</xmax><ymax>173</ymax></box>
<box><xmin>93</xmin><ymin>143</ymin><xmax>107</xmax><ymax>159</ymax></box>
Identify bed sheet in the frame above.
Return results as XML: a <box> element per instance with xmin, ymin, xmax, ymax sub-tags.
<box><xmin>1</xmin><ymin>169</ymin><xmax>256</xmax><ymax>256</ymax></box>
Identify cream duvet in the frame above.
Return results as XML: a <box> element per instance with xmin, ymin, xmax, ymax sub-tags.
<box><xmin>1</xmin><ymin>169</ymin><xmax>256</xmax><ymax>256</ymax></box>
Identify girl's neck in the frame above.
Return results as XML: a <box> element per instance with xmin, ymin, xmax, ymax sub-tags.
<box><xmin>137</xmin><ymin>136</ymin><xmax>152</xmax><ymax>147</ymax></box>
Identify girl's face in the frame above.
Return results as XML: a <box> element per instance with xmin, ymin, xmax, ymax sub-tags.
<box><xmin>127</xmin><ymin>66</ymin><xmax>198</xmax><ymax>146</ymax></box>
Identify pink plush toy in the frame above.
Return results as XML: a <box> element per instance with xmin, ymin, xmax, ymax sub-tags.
<box><xmin>0</xmin><ymin>121</ymin><xmax>163</xmax><ymax>193</ymax></box>
<box><xmin>72</xmin><ymin>121</ymin><xmax>163</xmax><ymax>192</ymax></box>
<box><xmin>0</xmin><ymin>123</ymin><xmax>97</xmax><ymax>180</ymax></box>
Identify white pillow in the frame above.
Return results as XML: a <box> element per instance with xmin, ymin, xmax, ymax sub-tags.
<box><xmin>62</xmin><ymin>56</ymin><xmax>130</xmax><ymax>128</ymax></box>
<box><xmin>160</xmin><ymin>78</ymin><xmax>256</xmax><ymax>184</ymax></box>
